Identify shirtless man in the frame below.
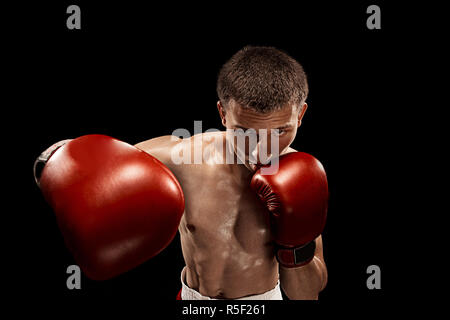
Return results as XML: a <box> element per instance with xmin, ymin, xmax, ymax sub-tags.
<box><xmin>34</xmin><ymin>46</ymin><xmax>328</xmax><ymax>300</ymax></box>
<box><xmin>135</xmin><ymin>46</ymin><xmax>328</xmax><ymax>300</ymax></box>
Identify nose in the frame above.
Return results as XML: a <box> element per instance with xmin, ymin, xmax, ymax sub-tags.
<box><xmin>249</xmin><ymin>136</ymin><xmax>273</xmax><ymax>165</ymax></box>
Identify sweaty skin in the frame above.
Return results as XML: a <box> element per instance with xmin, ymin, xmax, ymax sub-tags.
<box><xmin>135</xmin><ymin>102</ymin><xmax>327</xmax><ymax>299</ymax></box>
<box><xmin>137</xmin><ymin>132</ymin><xmax>279</xmax><ymax>298</ymax></box>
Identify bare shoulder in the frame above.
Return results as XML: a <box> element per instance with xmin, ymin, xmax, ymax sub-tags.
<box><xmin>135</xmin><ymin>135</ymin><xmax>181</xmax><ymax>152</ymax></box>
<box><xmin>285</xmin><ymin>146</ymin><xmax>298</xmax><ymax>154</ymax></box>
<box><xmin>134</xmin><ymin>135</ymin><xmax>182</xmax><ymax>169</ymax></box>
<box><xmin>135</xmin><ymin>131</ymin><xmax>226</xmax><ymax>169</ymax></box>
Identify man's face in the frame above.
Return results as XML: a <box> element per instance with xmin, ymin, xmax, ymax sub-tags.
<box><xmin>218</xmin><ymin>100</ymin><xmax>307</xmax><ymax>171</ymax></box>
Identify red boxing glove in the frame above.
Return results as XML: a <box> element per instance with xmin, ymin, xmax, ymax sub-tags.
<box><xmin>35</xmin><ymin>135</ymin><xmax>185</xmax><ymax>280</ymax></box>
<box><xmin>251</xmin><ymin>152</ymin><xmax>328</xmax><ymax>268</ymax></box>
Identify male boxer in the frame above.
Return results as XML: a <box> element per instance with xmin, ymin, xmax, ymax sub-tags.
<box><xmin>35</xmin><ymin>46</ymin><xmax>328</xmax><ymax>299</ymax></box>
<box><xmin>135</xmin><ymin>46</ymin><xmax>328</xmax><ymax>300</ymax></box>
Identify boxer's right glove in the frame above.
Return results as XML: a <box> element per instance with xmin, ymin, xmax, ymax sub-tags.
<box><xmin>34</xmin><ymin>134</ymin><xmax>185</xmax><ymax>280</ymax></box>
<box><xmin>251</xmin><ymin>152</ymin><xmax>328</xmax><ymax>268</ymax></box>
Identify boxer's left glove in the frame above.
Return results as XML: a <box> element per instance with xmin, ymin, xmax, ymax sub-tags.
<box><xmin>34</xmin><ymin>134</ymin><xmax>185</xmax><ymax>280</ymax></box>
<box><xmin>251</xmin><ymin>152</ymin><xmax>328</xmax><ymax>268</ymax></box>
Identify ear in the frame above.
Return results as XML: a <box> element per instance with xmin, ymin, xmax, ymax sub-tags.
<box><xmin>217</xmin><ymin>101</ymin><xmax>227</xmax><ymax>126</ymax></box>
<box><xmin>297</xmin><ymin>103</ymin><xmax>308</xmax><ymax>127</ymax></box>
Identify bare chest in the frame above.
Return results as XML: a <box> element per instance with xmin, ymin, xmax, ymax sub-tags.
<box><xmin>177</xmin><ymin>165</ymin><xmax>272</xmax><ymax>248</ymax></box>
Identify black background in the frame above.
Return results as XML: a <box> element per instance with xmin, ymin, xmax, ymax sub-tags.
<box><xmin>6</xmin><ymin>0</ymin><xmax>415</xmax><ymax>317</ymax></box>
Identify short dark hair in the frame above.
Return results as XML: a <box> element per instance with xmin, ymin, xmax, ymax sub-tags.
<box><xmin>217</xmin><ymin>46</ymin><xmax>309</xmax><ymax>113</ymax></box>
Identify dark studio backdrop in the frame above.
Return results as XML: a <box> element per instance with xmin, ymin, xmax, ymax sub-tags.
<box><xmin>6</xmin><ymin>0</ymin><xmax>411</xmax><ymax>316</ymax></box>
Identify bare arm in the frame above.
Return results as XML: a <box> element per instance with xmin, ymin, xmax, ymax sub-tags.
<box><xmin>278</xmin><ymin>147</ymin><xmax>328</xmax><ymax>299</ymax></box>
<box><xmin>279</xmin><ymin>235</ymin><xmax>328</xmax><ymax>300</ymax></box>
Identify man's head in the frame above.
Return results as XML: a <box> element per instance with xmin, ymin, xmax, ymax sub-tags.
<box><xmin>216</xmin><ymin>46</ymin><xmax>309</xmax><ymax>169</ymax></box>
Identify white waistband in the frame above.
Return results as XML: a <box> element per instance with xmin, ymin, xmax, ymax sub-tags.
<box><xmin>180</xmin><ymin>267</ymin><xmax>282</xmax><ymax>300</ymax></box>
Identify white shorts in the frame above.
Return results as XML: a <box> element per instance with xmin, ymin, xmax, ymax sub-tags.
<box><xmin>180</xmin><ymin>267</ymin><xmax>283</xmax><ymax>300</ymax></box>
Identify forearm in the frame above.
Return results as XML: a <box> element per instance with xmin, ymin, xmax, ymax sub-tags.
<box><xmin>279</xmin><ymin>238</ymin><xmax>328</xmax><ymax>300</ymax></box>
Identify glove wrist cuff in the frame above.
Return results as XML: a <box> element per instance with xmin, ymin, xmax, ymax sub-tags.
<box><xmin>33</xmin><ymin>139</ymin><xmax>72</xmax><ymax>187</ymax></box>
<box><xmin>276</xmin><ymin>240</ymin><xmax>316</xmax><ymax>268</ymax></box>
